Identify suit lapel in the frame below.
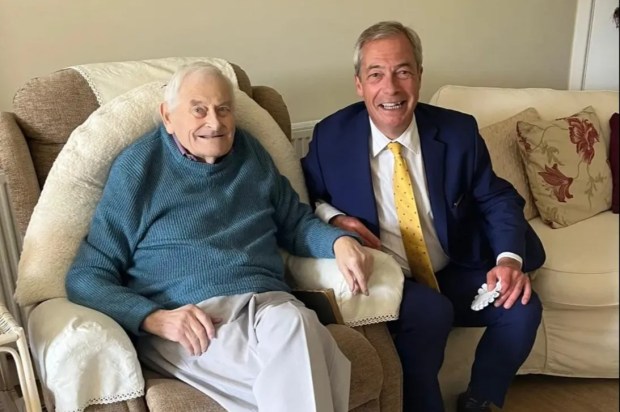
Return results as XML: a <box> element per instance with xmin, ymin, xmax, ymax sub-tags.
<box><xmin>416</xmin><ymin>111</ymin><xmax>449</xmax><ymax>251</ymax></box>
<box><xmin>342</xmin><ymin>110</ymin><xmax>380</xmax><ymax>235</ymax></box>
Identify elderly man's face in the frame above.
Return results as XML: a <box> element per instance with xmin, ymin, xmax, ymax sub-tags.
<box><xmin>161</xmin><ymin>71</ymin><xmax>235</xmax><ymax>164</ymax></box>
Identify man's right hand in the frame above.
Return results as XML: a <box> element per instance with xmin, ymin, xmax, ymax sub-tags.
<box><xmin>141</xmin><ymin>305</ymin><xmax>222</xmax><ymax>356</ymax></box>
<box><xmin>330</xmin><ymin>215</ymin><xmax>381</xmax><ymax>250</ymax></box>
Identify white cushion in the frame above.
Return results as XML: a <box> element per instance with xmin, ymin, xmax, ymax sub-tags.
<box><xmin>286</xmin><ymin>248</ymin><xmax>404</xmax><ymax>327</ymax></box>
<box><xmin>530</xmin><ymin>211</ymin><xmax>619</xmax><ymax>307</ymax></box>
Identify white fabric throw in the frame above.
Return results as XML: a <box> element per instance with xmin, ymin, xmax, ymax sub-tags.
<box><xmin>71</xmin><ymin>57</ymin><xmax>238</xmax><ymax>105</ymax></box>
<box><xmin>28</xmin><ymin>299</ymin><xmax>145</xmax><ymax>412</ymax></box>
<box><xmin>286</xmin><ymin>248</ymin><xmax>404</xmax><ymax>327</ymax></box>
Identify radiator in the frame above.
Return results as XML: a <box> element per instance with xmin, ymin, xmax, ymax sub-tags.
<box><xmin>0</xmin><ymin>172</ymin><xmax>25</xmax><ymax>402</ymax></box>
<box><xmin>291</xmin><ymin>120</ymin><xmax>318</xmax><ymax>159</ymax></box>
<box><xmin>0</xmin><ymin>173</ymin><xmax>22</xmax><ymax>327</ymax></box>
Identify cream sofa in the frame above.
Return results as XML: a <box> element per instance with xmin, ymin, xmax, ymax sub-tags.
<box><xmin>429</xmin><ymin>85</ymin><xmax>619</xmax><ymax>406</ymax></box>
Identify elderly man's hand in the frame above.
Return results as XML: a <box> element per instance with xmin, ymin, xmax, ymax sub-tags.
<box><xmin>141</xmin><ymin>305</ymin><xmax>222</xmax><ymax>356</ymax></box>
<box><xmin>333</xmin><ymin>236</ymin><xmax>374</xmax><ymax>296</ymax></box>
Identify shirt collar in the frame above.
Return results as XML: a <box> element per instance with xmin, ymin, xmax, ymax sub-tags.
<box><xmin>369</xmin><ymin>115</ymin><xmax>420</xmax><ymax>158</ymax></box>
<box><xmin>171</xmin><ymin>133</ymin><xmax>199</xmax><ymax>162</ymax></box>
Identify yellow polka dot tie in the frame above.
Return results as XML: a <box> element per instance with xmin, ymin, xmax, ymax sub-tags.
<box><xmin>387</xmin><ymin>142</ymin><xmax>439</xmax><ymax>291</ymax></box>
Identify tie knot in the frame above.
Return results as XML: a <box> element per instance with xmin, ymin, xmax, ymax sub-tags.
<box><xmin>387</xmin><ymin>142</ymin><xmax>402</xmax><ymax>156</ymax></box>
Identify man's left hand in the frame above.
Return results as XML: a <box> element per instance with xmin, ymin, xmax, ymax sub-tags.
<box><xmin>333</xmin><ymin>236</ymin><xmax>374</xmax><ymax>296</ymax></box>
<box><xmin>486</xmin><ymin>257</ymin><xmax>532</xmax><ymax>310</ymax></box>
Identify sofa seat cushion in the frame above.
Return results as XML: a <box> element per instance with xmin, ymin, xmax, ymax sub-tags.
<box><xmin>530</xmin><ymin>211</ymin><xmax>619</xmax><ymax>307</ymax></box>
<box><xmin>144</xmin><ymin>324</ymin><xmax>383</xmax><ymax>411</ymax></box>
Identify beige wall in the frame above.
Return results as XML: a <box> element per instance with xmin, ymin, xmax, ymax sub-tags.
<box><xmin>0</xmin><ymin>0</ymin><xmax>576</xmax><ymax>123</ymax></box>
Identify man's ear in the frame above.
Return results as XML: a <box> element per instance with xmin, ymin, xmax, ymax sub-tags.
<box><xmin>354</xmin><ymin>75</ymin><xmax>363</xmax><ymax>98</ymax></box>
<box><xmin>159</xmin><ymin>102</ymin><xmax>174</xmax><ymax>134</ymax></box>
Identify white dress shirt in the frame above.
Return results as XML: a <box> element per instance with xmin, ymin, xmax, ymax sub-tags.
<box><xmin>315</xmin><ymin>115</ymin><xmax>522</xmax><ymax>275</ymax></box>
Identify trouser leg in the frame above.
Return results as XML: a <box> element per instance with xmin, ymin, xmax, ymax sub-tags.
<box><xmin>252</xmin><ymin>292</ymin><xmax>351</xmax><ymax>412</ymax></box>
<box><xmin>137</xmin><ymin>293</ymin><xmax>260</xmax><ymax>412</ymax></box>
<box><xmin>388</xmin><ymin>279</ymin><xmax>454</xmax><ymax>412</ymax></box>
<box><xmin>138</xmin><ymin>292</ymin><xmax>351</xmax><ymax>412</ymax></box>
<box><xmin>437</xmin><ymin>265</ymin><xmax>542</xmax><ymax>407</ymax></box>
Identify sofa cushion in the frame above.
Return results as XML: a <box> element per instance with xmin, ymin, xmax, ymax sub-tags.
<box><xmin>529</xmin><ymin>212</ymin><xmax>619</xmax><ymax>307</ymax></box>
<box><xmin>516</xmin><ymin>106</ymin><xmax>612</xmax><ymax>228</ymax></box>
<box><xmin>479</xmin><ymin>107</ymin><xmax>540</xmax><ymax>220</ymax></box>
<box><xmin>610</xmin><ymin>113</ymin><xmax>619</xmax><ymax>213</ymax></box>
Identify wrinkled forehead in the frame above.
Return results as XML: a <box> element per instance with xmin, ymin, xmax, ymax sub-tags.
<box><xmin>179</xmin><ymin>71</ymin><xmax>234</xmax><ymax>104</ymax></box>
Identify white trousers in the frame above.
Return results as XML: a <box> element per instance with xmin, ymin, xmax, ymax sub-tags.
<box><xmin>138</xmin><ymin>291</ymin><xmax>351</xmax><ymax>412</ymax></box>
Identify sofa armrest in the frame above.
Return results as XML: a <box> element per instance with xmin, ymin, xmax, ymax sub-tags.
<box><xmin>0</xmin><ymin>112</ymin><xmax>40</xmax><ymax>235</ymax></box>
<box><xmin>251</xmin><ymin>85</ymin><xmax>292</xmax><ymax>140</ymax></box>
<box><xmin>27</xmin><ymin>298</ymin><xmax>145</xmax><ymax>412</ymax></box>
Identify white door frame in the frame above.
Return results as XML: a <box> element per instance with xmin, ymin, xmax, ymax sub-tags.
<box><xmin>569</xmin><ymin>0</ymin><xmax>595</xmax><ymax>90</ymax></box>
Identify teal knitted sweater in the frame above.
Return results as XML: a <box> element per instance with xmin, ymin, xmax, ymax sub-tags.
<box><xmin>66</xmin><ymin>125</ymin><xmax>350</xmax><ymax>336</ymax></box>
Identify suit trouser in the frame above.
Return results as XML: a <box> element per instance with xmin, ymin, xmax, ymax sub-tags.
<box><xmin>138</xmin><ymin>291</ymin><xmax>351</xmax><ymax>412</ymax></box>
<box><xmin>389</xmin><ymin>264</ymin><xmax>542</xmax><ymax>411</ymax></box>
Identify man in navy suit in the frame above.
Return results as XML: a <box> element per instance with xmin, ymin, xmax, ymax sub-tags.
<box><xmin>301</xmin><ymin>21</ymin><xmax>545</xmax><ymax>412</ymax></box>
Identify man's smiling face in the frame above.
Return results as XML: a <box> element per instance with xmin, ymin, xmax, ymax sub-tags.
<box><xmin>161</xmin><ymin>71</ymin><xmax>235</xmax><ymax>164</ymax></box>
<box><xmin>355</xmin><ymin>33</ymin><xmax>423</xmax><ymax>139</ymax></box>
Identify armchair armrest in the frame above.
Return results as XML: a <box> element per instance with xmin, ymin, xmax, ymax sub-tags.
<box><xmin>27</xmin><ymin>298</ymin><xmax>144</xmax><ymax>412</ymax></box>
<box><xmin>0</xmin><ymin>112</ymin><xmax>40</xmax><ymax>235</ymax></box>
<box><xmin>285</xmin><ymin>248</ymin><xmax>405</xmax><ymax>327</ymax></box>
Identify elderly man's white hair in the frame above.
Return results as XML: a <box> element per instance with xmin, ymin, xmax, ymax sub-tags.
<box><xmin>164</xmin><ymin>62</ymin><xmax>235</xmax><ymax>111</ymax></box>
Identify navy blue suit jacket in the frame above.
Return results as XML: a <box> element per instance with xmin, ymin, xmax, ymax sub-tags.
<box><xmin>301</xmin><ymin>102</ymin><xmax>545</xmax><ymax>273</ymax></box>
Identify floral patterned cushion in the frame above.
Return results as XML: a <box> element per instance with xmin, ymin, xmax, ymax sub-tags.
<box><xmin>516</xmin><ymin>106</ymin><xmax>612</xmax><ymax>228</ymax></box>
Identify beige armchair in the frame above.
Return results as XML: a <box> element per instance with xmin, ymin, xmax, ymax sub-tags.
<box><xmin>0</xmin><ymin>62</ymin><xmax>402</xmax><ymax>411</ymax></box>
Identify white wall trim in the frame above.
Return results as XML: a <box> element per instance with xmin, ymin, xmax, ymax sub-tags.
<box><xmin>291</xmin><ymin>120</ymin><xmax>318</xmax><ymax>141</ymax></box>
<box><xmin>291</xmin><ymin>120</ymin><xmax>319</xmax><ymax>158</ymax></box>
<box><xmin>569</xmin><ymin>0</ymin><xmax>595</xmax><ymax>89</ymax></box>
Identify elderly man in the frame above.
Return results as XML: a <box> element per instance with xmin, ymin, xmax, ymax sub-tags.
<box><xmin>302</xmin><ymin>21</ymin><xmax>545</xmax><ymax>412</ymax></box>
<box><xmin>66</xmin><ymin>62</ymin><xmax>372</xmax><ymax>412</ymax></box>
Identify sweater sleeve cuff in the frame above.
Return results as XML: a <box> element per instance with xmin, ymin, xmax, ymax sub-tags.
<box><xmin>124</xmin><ymin>298</ymin><xmax>164</xmax><ymax>336</ymax></box>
